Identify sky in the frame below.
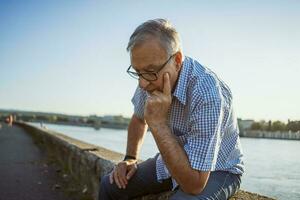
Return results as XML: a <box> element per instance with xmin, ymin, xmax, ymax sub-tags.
<box><xmin>0</xmin><ymin>0</ymin><xmax>299</xmax><ymax>121</ymax></box>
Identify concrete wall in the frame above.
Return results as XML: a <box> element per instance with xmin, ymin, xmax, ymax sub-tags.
<box><xmin>17</xmin><ymin>122</ymin><xmax>274</xmax><ymax>200</ymax></box>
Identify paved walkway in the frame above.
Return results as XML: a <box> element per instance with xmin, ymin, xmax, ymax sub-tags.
<box><xmin>0</xmin><ymin>122</ymin><xmax>71</xmax><ymax>200</ymax></box>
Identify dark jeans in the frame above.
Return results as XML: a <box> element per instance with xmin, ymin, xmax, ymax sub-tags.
<box><xmin>98</xmin><ymin>155</ymin><xmax>241</xmax><ymax>200</ymax></box>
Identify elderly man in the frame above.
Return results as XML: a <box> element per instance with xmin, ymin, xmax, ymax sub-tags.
<box><xmin>99</xmin><ymin>19</ymin><xmax>244</xmax><ymax>200</ymax></box>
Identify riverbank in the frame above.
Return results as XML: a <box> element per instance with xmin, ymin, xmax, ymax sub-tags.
<box><xmin>241</xmin><ymin>130</ymin><xmax>300</xmax><ymax>140</ymax></box>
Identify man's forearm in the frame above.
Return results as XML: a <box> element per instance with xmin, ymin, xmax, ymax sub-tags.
<box><xmin>150</xmin><ymin>124</ymin><xmax>208</xmax><ymax>194</ymax></box>
<box><xmin>150</xmin><ymin>124</ymin><xmax>191</xmax><ymax>182</ymax></box>
<box><xmin>126</xmin><ymin>114</ymin><xmax>148</xmax><ymax>159</ymax></box>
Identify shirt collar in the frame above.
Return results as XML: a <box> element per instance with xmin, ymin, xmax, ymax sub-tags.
<box><xmin>172</xmin><ymin>56</ymin><xmax>190</xmax><ymax>105</ymax></box>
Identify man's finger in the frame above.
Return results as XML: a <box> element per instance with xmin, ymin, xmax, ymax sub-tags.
<box><xmin>117</xmin><ymin>168</ymin><xmax>127</xmax><ymax>189</ymax></box>
<box><xmin>118</xmin><ymin>176</ymin><xmax>126</xmax><ymax>189</ymax></box>
<box><xmin>126</xmin><ymin>166</ymin><xmax>136</xmax><ymax>180</ymax></box>
<box><xmin>163</xmin><ymin>73</ymin><xmax>171</xmax><ymax>95</ymax></box>
<box><xmin>151</xmin><ymin>90</ymin><xmax>162</xmax><ymax>97</ymax></box>
<box><xmin>113</xmin><ymin>171</ymin><xmax>122</xmax><ymax>189</ymax></box>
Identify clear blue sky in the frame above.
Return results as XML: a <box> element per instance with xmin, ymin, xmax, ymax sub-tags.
<box><xmin>1</xmin><ymin>0</ymin><xmax>299</xmax><ymax>121</ymax></box>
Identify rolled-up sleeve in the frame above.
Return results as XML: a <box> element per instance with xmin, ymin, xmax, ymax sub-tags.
<box><xmin>131</xmin><ymin>86</ymin><xmax>147</xmax><ymax>120</ymax></box>
<box><xmin>184</xmin><ymin>99</ymin><xmax>224</xmax><ymax>171</ymax></box>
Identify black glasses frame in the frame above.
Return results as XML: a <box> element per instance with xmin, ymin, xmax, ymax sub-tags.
<box><xmin>127</xmin><ymin>54</ymin><xmax>176</xmax><ymax>81</ymax></box>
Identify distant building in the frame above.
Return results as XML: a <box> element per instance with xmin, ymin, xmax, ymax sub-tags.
<box><xmin>239</xmin><ymin>119</ymin><xmax>255</xmax><ymax>130</ymax></box>
<box><xmin>102</xmin><ymin>115</ymin><xmax>115</xmax><ymax>123</ymax></box>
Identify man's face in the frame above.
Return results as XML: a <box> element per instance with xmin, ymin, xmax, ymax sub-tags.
<box><xmin>130</xmin><ymin>38</ymin><xmax>182</xmax><ymax>94</ymax></box>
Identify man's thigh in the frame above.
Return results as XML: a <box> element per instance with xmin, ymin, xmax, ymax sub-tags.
<box><xmin>170</xmin><ymin>171</ymin><xmax>241</xmax><ymax>200</ymax></box>
<box><xmin>98</xmin><ymin>154</ymin><xmax>172</xmax><ymax>200</ymax></box>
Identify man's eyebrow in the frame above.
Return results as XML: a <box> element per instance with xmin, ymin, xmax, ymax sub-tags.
<box><xmin>133</xmin><ymin>66</ymin><xmax>156</xmax><ymax>73</ymax></box>
<box><xmin>139</xmin><ymin>64</ymin><xmax>159</xmax><ymax>72</ymax></box>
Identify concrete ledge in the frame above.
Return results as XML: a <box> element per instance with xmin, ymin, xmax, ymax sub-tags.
<box><xmin>134</xmin><ymin>190</ymin><xmax>274</xmax><ymax>200</ymax></box>
<box><xmin>17</xmin><ymin>122</ymin><xmax>274</xmax><ymax>200</ymax></box>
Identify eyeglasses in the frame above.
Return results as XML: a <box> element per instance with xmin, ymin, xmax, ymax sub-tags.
<box><xmin>127</xmin><ymin>54</ymin><xmax>175</xmax><ymax>81</ymax></box>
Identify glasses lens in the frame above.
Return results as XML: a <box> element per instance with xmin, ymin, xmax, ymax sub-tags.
<box><xmin>128</xmin><ymin>71</ymin><xmax>139</xmax><ymax>79</ymax></box>
<box><xmin>127</xmin><ymin>66</ymin><xmax>157</xmax><ymax>81</ymax></box>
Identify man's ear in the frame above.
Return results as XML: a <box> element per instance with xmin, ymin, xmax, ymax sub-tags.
<box><xmin>174</xmin><ymin>51</ymin><xmax>183</xmax><ymax>71</ymax></box>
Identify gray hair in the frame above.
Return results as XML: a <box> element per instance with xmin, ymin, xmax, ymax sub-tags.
<box><xmin>127</xmin><ymin>19</ymin><xmax>182</xmax><ymax>56</ymax></box>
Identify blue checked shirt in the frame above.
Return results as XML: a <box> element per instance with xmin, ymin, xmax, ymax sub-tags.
<box><xmin>131</xmin><ymin>56</ymin><xmax>245</xmax><ymax>189</ymax></box>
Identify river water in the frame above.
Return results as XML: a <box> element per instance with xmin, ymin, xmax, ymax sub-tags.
<box><xmin>30</xmin><ymin>123</ymin><xmax>300</xmax><ymax>200</ymax></box>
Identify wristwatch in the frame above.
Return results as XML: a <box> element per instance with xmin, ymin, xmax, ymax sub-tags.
<box><xmin>123</xmin><ymin>155</ymin><xmax>136</xmax><ymax>161</ymax></box>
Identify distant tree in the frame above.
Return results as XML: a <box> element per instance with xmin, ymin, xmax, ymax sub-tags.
<box><xmin>266</xmin><ymin>120</ymin><xmax>272</xmax><ymax>131</ymax></box>
<box><xmin>56</xmin><ymin>116</ymin><xmax>69</xmax><ymax>122</ymax></box>
<box><xmin>87</xmin><ymin>119</ymin><xmax>95</xmax><ymax>125</ymax></box>
<box><xmin>0</xmin><ymin>114</ymin><xmax>9</xmax><ymax>121</ymax></box>
<box><xmin>259</xmin><ymin>120</ymin><xmax>268</xmax><ymax>131</ymax></box>
<box><xmin>287</xmin><ymin>120</ymin><xmax>300</xmax><ymax>132</ymax></box>
<box><xmin>49</xmin><ymin>115</ymin><xmax>57</xmax><ymax>123</ymax></box>
<box><xmin>250</xmin><ymin>122</ymin><xmax>262</xmax><ymax>130</ymax></box>
<box><xmin>271</xmin><ymin>121</ymin><xmax>286</xmax><ymax>132</ymax></box>
<box><xmin>36</xmin><ymin>115</ymin><xmax>49</xmax><ymax>121</ymax></box>
<box><xmin>19</xmin><ymin>115</ymin><xmax>34</xmax><ymax>121</ymax></box>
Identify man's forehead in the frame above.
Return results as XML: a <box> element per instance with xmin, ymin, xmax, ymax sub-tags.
<box><xmin>130</xmin><ymin>44</ymin><xmax>167</xmax><ymax>71</ymax></box>
<box><xmin>131</xmin><ymin>38</ymin><xmax>167</xmax><ymax>56</ymax></box>
<box><xmin>131</xmin><ymin>55</ymin><xmax>166</xmax><ymax>71</ymax></box>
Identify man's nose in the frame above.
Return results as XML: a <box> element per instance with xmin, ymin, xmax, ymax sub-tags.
<box><xmin>139</xmin><ymin>77</ymin><xmax>150</xmax><ymax>89</ymax></box>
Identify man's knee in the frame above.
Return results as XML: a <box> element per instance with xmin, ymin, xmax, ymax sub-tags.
<box><xmin>100</xmin><ymin>174</ymin><xmax>110</xmax><ymax>190</ymax></box>
<box><xmin>99</xmin><ymin>174</ymin><xmax>133</xmax><ymax>200</ymax></box>
<box><xmin>98</xmin><ymin>174</ymin><xmax>115</xmax><ymax>199</ymax></box>
<box><xmin>169</xmin><ymin>189</ymin><xmax>202</xmax><ymax>200</ymax></box>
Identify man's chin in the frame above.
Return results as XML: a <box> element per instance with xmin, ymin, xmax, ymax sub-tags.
<box><xmin>143</xmin><ymin>87</ymin><xmax>162</xmax><ymax>94</ymax></box>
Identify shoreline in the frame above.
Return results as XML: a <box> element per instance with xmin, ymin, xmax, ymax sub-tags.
<box><xmin>26</xmin><ymin>121</ymin><xmax>300</xmax><ymax>141</ymax></box>
<box><xmin>240</xmin><ymin>130</ymin><xmax>300</xmax><ymax>141</ymax></box>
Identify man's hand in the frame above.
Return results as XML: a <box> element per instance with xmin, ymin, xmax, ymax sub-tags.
<box><xmin>144</xmin><ymin>73</ymin><xmax>172</xmax><ymax>128</ymax></box>
<box><xmin>109</xmin><ymin>159</ymin><xmax>137</xmax><ymax>189</ymax></box>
